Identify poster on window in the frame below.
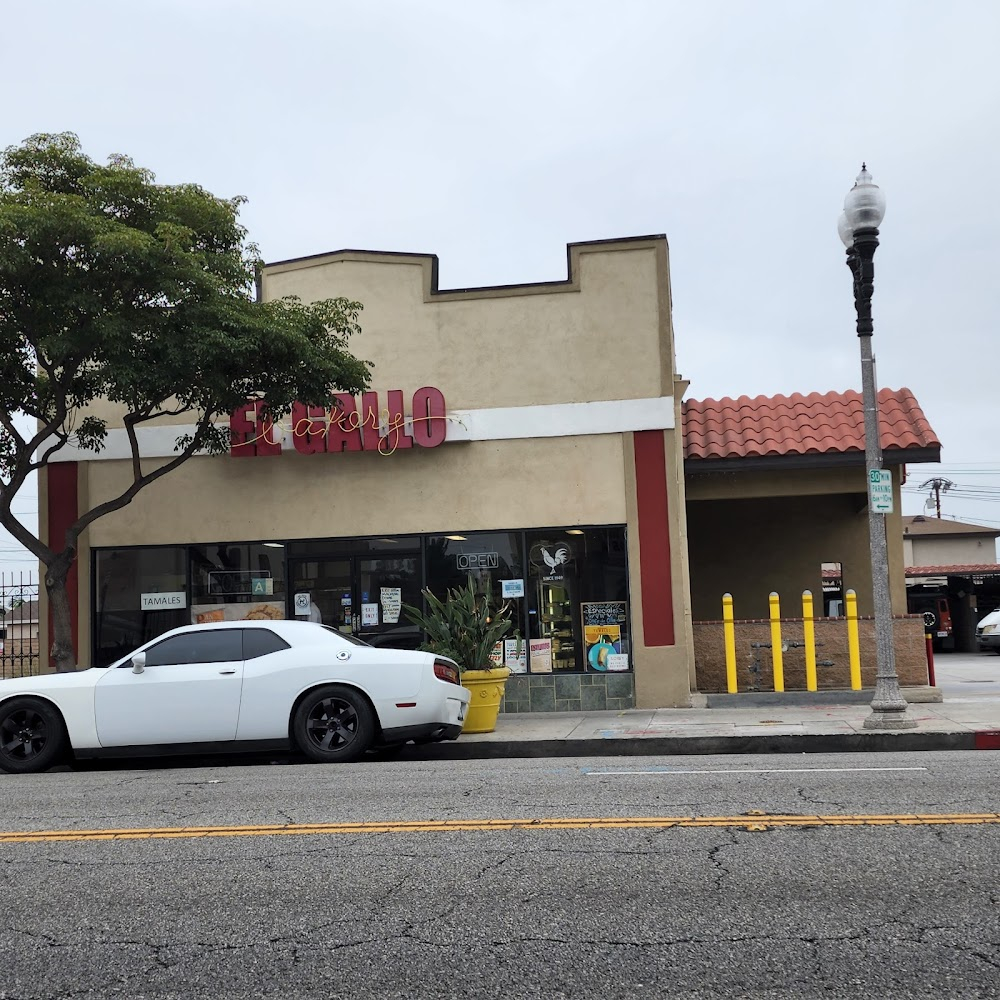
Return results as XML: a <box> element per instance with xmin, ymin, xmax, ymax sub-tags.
<box><xmin>529</xmin><ymin>638</ymin><xmax>553</xmax><ymax>673</ymax></box>
<box><xmin>489</xmin><ymin>641</ymin><xmax>504</xmax><ymax>668</ymax></box>
<box><xmin>380</xmin><ymin>587</ymin><xmax>402</xmax><ymax>624</ymax></box>
<box><xmin>504</xmin><ymin>638</ymin><xmax>527</xmax><ymax>673</ymax></box>
<box><xmin>191</xmin><ymin>601</ymin><xmax>285</xmax><ymax>624</ymax></box>
<box><xmin>581</xmin><ymin>602</ymin><xmax>627</xmax><ymax>671</ymax></box>
<box><xmin>583</xmin><ymin>625</ymin><xmax>622</xmax><ymax>671</ymax></box>
<box><xmin>361</xmin><ymin>603</ymin><xmax>379</xmax><ymax>626</ymax></box>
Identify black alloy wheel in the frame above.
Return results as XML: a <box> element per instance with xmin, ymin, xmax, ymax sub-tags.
<box><xmin>292</xmin><ymin>685</ymin><xmax>374</xmax><ymax>764</ymax></box>
<box><xmin>0</xmin><ymin>697</ymin><xmax>67</xmax><ymax>774</ymax></box>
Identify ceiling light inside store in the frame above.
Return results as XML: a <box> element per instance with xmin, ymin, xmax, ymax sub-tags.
<box><xmin>566</xmin><ymin>530</ymin><xmax>585</xmax><ymax>535</ymax></box>
<box><xmin>445</xmin><ymin>535</ymin><xmax>467</xmax><ymax>541</ymax></box>
<box><xmin>262</xmin><ymin>543</ymin><xmax>284</xmax><ymax>548</ymax></box>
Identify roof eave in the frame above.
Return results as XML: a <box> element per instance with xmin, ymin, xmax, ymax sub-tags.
<box><xmin>684</xmin><ymin>446</ymin><xmax>941</xmax><ymax>475</ymax></box>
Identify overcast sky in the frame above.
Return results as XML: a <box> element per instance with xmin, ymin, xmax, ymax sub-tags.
<box><xmin>3</xmin><ymin>0</ymin><xmax>999</xmax><ymax>575</ymax></box>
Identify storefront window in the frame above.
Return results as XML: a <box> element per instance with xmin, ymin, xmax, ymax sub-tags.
<box><xmin>425</xmin><ymin>532</ymin><xmax>524</xmax><ymax>604</ymax></box>
<box><xmin>190</xmin><ymin>542</ymin><xmax>286</xmax><ymax>624</ymax></box>
<box><xmin>525</xmin><ymin>527</ymin><xmax>629</xmax><ymax>674</ymax></box>
<box><xmin>93</xmin><ymin>547</ymin><xmax>187</xmax><ymax>667</ymax></box>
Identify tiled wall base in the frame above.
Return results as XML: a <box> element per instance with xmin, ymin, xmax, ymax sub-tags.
<box><xmin>500</xmin><ymin>672</ymin><xmax>635</xmax><ymax>713</ymax></box>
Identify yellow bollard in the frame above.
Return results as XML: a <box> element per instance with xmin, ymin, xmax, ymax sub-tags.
<box><xmin>846</xmin><ymin>589</ymin><xmax>862</xmax><ymax>690</ymax></box>
<box><xmin>769</xmin><ymin>591</ymin><xmax>784</xmax><ymax>693</ymax></box>
<box><xmin>722</xmin><ymin>593</ymin><xmax>737</xmax><ymax>694</ymax></box>
<box><xmin>802</xmin><ymin>590</ymin><xmax>817</xmax><ymax>692</ymax></box>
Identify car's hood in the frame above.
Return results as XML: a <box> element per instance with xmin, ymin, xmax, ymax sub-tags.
<box><xmin>978</xmin><ymin>610</ymin><xmax>1000</xmax><ymax>630</ymax></box>
<box><xmin>0</xmin><ymin>667</ymin><xmax>104</xmax><ymax>694</ymax></box>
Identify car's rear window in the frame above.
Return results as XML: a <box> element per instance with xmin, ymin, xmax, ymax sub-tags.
<box><xmin>243</xmin><ymin>628</ymin><xmax>291</xmax><ymax>659</ymax></box>
<box><xmin>320</xmin><ymin>625</ymin><xmax>371</xmax><ymax>647</ymax></box>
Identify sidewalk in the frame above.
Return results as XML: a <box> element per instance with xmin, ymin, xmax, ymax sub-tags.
<box><xmin>416</xmin><ymin>689</ymin><xmax>1000</xmax><ymax>760</ymax></box>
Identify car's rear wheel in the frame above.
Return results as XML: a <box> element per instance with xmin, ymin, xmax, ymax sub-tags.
<box><xmin>0</xmin><ymin>697</ymin><xmax>68</xmax><ymax>774</ymax></box>
<box><xmin>292</xmin><ymin>685</ymin><xmax>374</xmax><ymax>763</ymax></box>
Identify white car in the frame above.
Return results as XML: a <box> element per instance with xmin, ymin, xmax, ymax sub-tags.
<box><xmin>0</xmin><ymin>620</ymin><xmax>469</xmax><ymax>774</ymax></box>
<box><xmin>977</xmin><ymin>608</ymin><xmax>1000</xmax><ymax>654</ymax></box>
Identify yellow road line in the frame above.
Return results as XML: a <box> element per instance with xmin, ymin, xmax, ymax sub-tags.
<box><xmin>2</xmin><ymin>813</ymin><xmax>1000</xmax><ymax>843</ymax></box>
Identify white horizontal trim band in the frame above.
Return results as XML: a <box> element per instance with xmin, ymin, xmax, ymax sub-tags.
<box><xmin>47</xmin><ymin>396</ymin><xmax>674</xmax><ymax>463</ymax></box>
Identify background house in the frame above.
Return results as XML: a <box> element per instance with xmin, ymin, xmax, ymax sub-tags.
<box><xmin>1</xmin><ymin>598</ymin><xmax>39</xmax><ymax>679</ymax></box>
<box><xmin>902</xmin><ymin>515</ymin><xmax>1000</xmax><ymax>652</ymax></box>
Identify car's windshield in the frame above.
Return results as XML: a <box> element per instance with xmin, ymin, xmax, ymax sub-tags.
<box><xmin>321</xmin><ymin>625</ymin><xmax>372</xmax><ymax>647</ymax></box>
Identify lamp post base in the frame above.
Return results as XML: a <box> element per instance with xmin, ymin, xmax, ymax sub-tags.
<box><xmin>863</xmin><ymin>680</ymin><xmax>917</xmax><ymax>730</ymax></box>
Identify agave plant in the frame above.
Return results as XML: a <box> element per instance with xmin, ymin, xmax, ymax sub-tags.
<box><xmin>403</xmin><ymin>577</ymin><xmax>519</xmax><ymax>673</ymax></box>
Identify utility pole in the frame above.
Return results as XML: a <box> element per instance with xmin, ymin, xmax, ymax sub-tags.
<box><xmin>919</xmin><ymin>478</ymin><xmax>954</xmax><ymax>518</ymax></box>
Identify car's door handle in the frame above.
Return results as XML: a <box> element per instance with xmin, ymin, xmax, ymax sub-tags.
<box><xmin>219</xmin><ymin>669</ymin><xmax>237</xmax><ymax>675</ymax></box>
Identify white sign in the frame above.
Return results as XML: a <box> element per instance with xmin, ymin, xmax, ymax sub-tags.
<box><xmin>501</xmin><ymin>579</ymin><xmax>525</xmax><ymax>599</ymax></box>
<box><xmin>140</xmin><ymin>592</ymin><xmax>187</xmax><ymax>611</ymax></box>
<box><xmin>607</xmin><ymin>653</ymin><xmax>630</xmax><ymax>672</ymax></box>
<box><xmin>380</xmin><ymin>587</ymin><xmax>401</xmax><ymax>624</ymax></box>
<box><xmin>504</xmin><ymin>638</ymin><xmax>527</xmax><ymax>673</ymax></box>
<box><xmin>868</xmin><ymin>468</ymin><xmax>894</xmax><ymax>514</ymax></box>
<box><xmin>294</xmin><ymin>592</ymin><xmax>311</xmax><ymax>616</ymax></box>
<box><xmin>529</xmin><ymin>638</ymin><xmax>552</xmax><ymax>674</ymax></box>
<box><xmin>361</xmin><ymin>603</ymin><xmax>379</xmax><ymax>626</ymax></box>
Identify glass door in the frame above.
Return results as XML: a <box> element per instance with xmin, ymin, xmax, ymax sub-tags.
<box><xmin>355</xmin><ymin>555</ymin><xmax>422</xmax><ymax>648</ymax></box>
<box><xmin>288</xmin><ymin>554</ymin><xmax>423</xmax><ymax>646</ymax></box>
<box><xmin>289</xmin><ymin>559</ymin><xmax>353</xmax><ymax>632</ymax></box>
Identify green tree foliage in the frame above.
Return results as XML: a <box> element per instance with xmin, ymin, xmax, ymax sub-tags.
<box><xmin>0</xmin><ymin>133</ymin><xmax>372</xmax><ymax>670</ymax></box>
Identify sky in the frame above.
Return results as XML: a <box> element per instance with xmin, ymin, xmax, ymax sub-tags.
<box><xmin>2</xmin><ymin>0</ymin><xmax>999</xmax><ymax>577</ymax></box>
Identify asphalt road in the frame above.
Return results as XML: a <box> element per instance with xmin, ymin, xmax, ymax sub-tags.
<box><xmin>3</xmin><ymin>750</ymin><xmax>1000</xmax><ymax>999</ymax></box>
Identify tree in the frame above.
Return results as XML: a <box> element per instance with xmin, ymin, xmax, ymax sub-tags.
<box><xmin>0</xmin><ymin>133</ymin><xmax>372</xmax><ymax>671</ymax></box>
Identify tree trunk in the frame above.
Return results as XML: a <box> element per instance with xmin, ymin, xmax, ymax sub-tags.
<box><xmin>45</xmin><ymin>556</ymin><xmax>77</xmax><ymax>673</ymax></box>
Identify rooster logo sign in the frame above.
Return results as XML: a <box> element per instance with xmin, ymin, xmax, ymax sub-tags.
<box><xmin>530</xmin><ymin>543</ymin><xmax>572</xmax><ymax>578</ymax></box>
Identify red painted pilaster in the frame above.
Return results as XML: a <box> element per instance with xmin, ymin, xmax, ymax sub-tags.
<box><xmin>46</xmin><ymin>463</ymin><xmax>80</xmax><ymax>664</ymax></box>
<box><xmin>633</xmin><ymin>430</ymin><xmax>675</xmax><ymax>646</ymax></box>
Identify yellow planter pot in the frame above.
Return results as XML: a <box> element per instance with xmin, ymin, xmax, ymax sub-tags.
<box><xmin>460</xmin><ymin>667</ymin><xmax>511</xmax><ymax>734</ymax></box>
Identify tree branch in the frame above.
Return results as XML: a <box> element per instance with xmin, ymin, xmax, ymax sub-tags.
<box><xmin>0</xmin><ymin>408</ymin><xmax>27</xmax><ymax>452</ymax></box>
<box><xmin>66</xmin><ymin>416</ymin><xmax>215</xmax><ymax>545</ymax></box>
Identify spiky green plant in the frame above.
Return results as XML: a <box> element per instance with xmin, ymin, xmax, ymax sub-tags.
<box><xmin>403</xmin><ymin>577</ymin><xmax>520</xmax><ymax>673</ymax></box>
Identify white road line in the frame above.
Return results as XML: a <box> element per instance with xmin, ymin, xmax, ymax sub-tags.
<box><xmin>584</xmin><ymin>767</ymin><xmax>929</xmax><ymax>776</ymax></box>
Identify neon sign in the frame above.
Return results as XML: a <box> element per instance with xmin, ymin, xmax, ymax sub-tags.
<box><xmin>230</xmin><ymin>387</ymin><xmax>447</xmax><ymax>458</ymax></box>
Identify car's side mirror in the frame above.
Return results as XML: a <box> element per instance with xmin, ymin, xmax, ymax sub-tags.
<box><xmin>131</xmin><ymin>652</ymin><xmax>146</xmax><ymax>675</ymax></box>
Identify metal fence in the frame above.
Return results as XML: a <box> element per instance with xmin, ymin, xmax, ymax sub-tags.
<box><xmin>1</xmin><ymin>571</ymin><xmax>41</xmax><ymax>679</ymax></box>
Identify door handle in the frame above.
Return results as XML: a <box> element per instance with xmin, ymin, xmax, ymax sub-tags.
<box><xmin>219</xmin><ymin>669</ymin><xmax>237</xmax><ymax>675</ymax></box>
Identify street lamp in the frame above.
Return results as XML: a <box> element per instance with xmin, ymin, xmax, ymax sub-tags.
<box><xmin>838</xmin><ymin>164</ymin><xmax>916</xmax><ymax>730</ymax></box>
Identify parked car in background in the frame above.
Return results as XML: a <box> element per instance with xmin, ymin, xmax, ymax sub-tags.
<box><xmin>906</xmin><ymin>592</ymin><xmax>954</xmax><ymax>651</ymax></box>
<box><xmin>0</xmin><ymin>620</ymin><xmax>469</xmax><ymax>774</ymax></box>
<box><xmin>977</xmin><ymin>608</ymin><xmax>1000</xmax><ymax>654</ymax></box>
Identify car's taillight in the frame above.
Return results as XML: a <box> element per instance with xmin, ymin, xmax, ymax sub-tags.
<box><xmin>433</xmin><ymin>658</ymin><xmax>460</xmax><ymax>685</ymax></box>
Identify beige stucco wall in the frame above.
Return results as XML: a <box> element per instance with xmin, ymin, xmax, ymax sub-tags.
<box><xmin>261</xmin><ymin>241</ymin><xmax>675</xmax><ymax>407</ymax></box>
<box><xmin>905</xmin><ymin>535</ymin><xmax>999</xmax><ymax>566</ymax></box>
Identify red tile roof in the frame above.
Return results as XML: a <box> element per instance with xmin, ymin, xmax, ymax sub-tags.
<box><xmin>906</xmin><ymin>565</ymin><xmax>1000</xmax><ymax>577</ymax></box>
<box><xmin>683</xmin><ymin>388</ymin><xmax>940</xmax><ymax>461</ymax></box>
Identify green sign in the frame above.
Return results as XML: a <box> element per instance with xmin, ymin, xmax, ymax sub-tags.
<box><xmin>868</xmin><ymin>469</ymin><xmax>893</xmax><ymax>514</ymax></box>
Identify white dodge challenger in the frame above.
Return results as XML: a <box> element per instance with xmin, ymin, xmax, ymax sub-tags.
<box><xmin>0</xmin><ymin>620</ymin><xmax>469</xmax><ymax>774</ymax></box>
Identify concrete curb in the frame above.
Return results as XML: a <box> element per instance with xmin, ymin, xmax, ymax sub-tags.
<box><xmin>398</xmin><ymin>730</ymin><xmax>981</xmax><ymax>761</ymax></box>
<box><xmin>700</xmin><ymin>687</ymin><xmax>943</xmax><ymax>708</ymax></box>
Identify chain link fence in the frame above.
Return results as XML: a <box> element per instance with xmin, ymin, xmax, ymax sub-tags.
<box><xmin>1</xmin><ymin>572</ymin><xmax>41</xmax><ymax>679</ymax></box>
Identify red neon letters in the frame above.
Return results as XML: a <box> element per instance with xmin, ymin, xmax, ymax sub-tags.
<box><xmin>230</xmin><ymin>387</ymin><xmax>447</xmax><ymax>458</ymax></box>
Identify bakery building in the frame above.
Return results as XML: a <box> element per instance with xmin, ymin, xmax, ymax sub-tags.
<box><xmin>39</xmin><ymin>234</ymin><xmax>942</xmax><ymax>707</ymax></box>
<box><xmin>42</xmin><ymin>236</ymin><xmax>694</xmax><ymax>710</ymax></box>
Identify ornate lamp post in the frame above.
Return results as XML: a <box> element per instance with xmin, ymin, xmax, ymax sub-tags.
<box><xmin>838</xmin><ymin>165</ymin><xmax>916</xmax><ymax>730</ymax></box>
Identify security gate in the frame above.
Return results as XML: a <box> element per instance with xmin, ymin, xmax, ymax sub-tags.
<box><xmin>1</xmin><ymin>572</ymin><xmax>40</xmax><ymax>679</ymax></box>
